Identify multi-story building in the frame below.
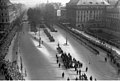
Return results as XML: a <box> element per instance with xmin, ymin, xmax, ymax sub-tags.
<box><xmin>58</xmin><ymin>6</ymin><xmax>67</xmax><ymax>22</ymax></box>
<box><xmin>66</xmin><ymin>0</ymin><xmax>109</xmax><ymax>30</ymax></box>
<box><xmin>9</xmin><ymin>3</ymin><xmax>26</xmax><ymax>27</ymax></box>
<box><xmin>0</xmin><ymin>0</ymin><xmax>24</xmax><ymax>33</ymax></box>
<box><xmin>105</xmin><ymin>0</ymin><xmax>120</xmax><ymax>36</ymax></box>
<box><xmin>0</xmin><ymin>0</ymin><xmax>11</xmax><ymax>60</ymax></box>
<box><xmin>0</xmin><ymin>0</ymin><xmax>10</xmax><ymax>32</ymax></box>
<box><xmin>0</xmin><ymin>0</ymin><xmax>25</xmax><ymax>61</ymax></box>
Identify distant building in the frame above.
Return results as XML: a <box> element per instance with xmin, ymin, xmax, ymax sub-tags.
<box><xmin>58</xmin><ymin>6</ymin><xmax>67</xmax><ymax>22</ymax></box>
<box><xmin>0</xmin><ymin>0</ymin><xmax>25</xmax><ymax>60</ymax></box>
<box><xmin>0</xmin><ymin>0</ymin><xmax>25</xmax><ymax>32</ymax></box>
<box><xmin>66</xmin><ymin>0</ymin><xmax>109</xmax><ymax>30</ymax></box>
<box><xmin>0</xmin><ymin>0</ymin><xmax>10</xmax><ymax>32</ymax></box>
<box><xmin>105</xmin><ymin>0</ymin><xmax>120</xmax><ymax>34</ymax></box>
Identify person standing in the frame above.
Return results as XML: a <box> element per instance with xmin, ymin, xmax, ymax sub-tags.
<box><xmin>95</xmin><ymin>78</ymin><xmax>97</xmax><ymax>81</ymax></box>
<box><xmin>62</xmin><ymin>72</ymin><xmax>64</xmax><ymax>78</ymax></box>
<box><xmin>105</xmin><ymin>57</ymin><xmax>107</xmax><ymax>62</ymax></box>
<box><xmin>67</xmin><ymin>77</ymin><xmax>70</xmax><ymax>81</ymax></box>
<box><xmin>79</xmin><ymin>75</ymin><xmax>81</xmax><ymax>80</ymax></box>
<box><xmin>86</xmin><ymin>67</ymin><xmax>88</xmax><ymax>72</ymax></box>
<box><xmin>90</xmin><ymin>76</ymin><xmax>92</xmax><ymax>81</ymax></box>
<box><xmin>56</xmin><ymin>54</ymin><xmax>58</xmax><ymax>59</ymax></box>
<box><xmin>59</xmin><ymin>63</ymin><xmax>61</xmax><ymax>68</ymax></box>
<box><xmin>75</xmin><ymin>77</ymin><xmax>78</xmax><ymax>81</ymax></box>
<box><xmin>79</xmin><ymin>69</ymin><xmax>81</xmax><ymax>75</ymax></box>
<box><xmin>76</xmin><ymin>69</ymin><xmax>79</xmax><ymax>75</ymax></box>
<box><xmin>58</xmin><ymin>43</ymin><xmax>60</xmax><ymax>47</ymax></box>
<box><xmin>57</xmin><ymin>59</ymin><xmax>59</xmax><ymax>64</ymax></box>
<box><xmin>25</xmin><ymin>69</ymin><xmax>27</xmax><ymax>77</ymax></box>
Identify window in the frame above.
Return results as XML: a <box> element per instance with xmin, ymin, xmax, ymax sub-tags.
<box><xmin>6</xmin><ymin>19</ymin><xmax>7</xmax><ymax>22</ymax></box>
<box><xmin>89</xmin><ymin>2</ymin><xmax>92</xmax><ymax>4</ymax></box>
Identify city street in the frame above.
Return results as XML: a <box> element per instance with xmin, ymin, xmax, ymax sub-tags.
<box><xmin>1</xmin><ymin>0</ymin><xmax>120</xmax><ymax>80</ymax></box>
<box><xmin>15</xmin><ymin>15</ymin><xmax>120</xmax><ymax>80</ymax></box>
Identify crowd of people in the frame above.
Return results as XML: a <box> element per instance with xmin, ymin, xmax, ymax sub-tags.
<box><xmin>0</xmin><ymin>60</ymin><xmax>24</xmax><ymax>80</ymax></box>
<box><xmin>67</xmin><ymin>25</ymin><xmax>120</xmax><ymax>75</ymax></box>
<box><xmin>0</xmin><ymin>25</ymin><xmax>17</xmax><ymax>62</ymax></box>
<box><xmin>45</xmin><ymin>23</ymin><xmax>57</xmax><ymax>32</ymax></box>
<box><xmin>56</xmin><ymin>44</ymin><xmax>95</xmax><ymax>80</ymax></box>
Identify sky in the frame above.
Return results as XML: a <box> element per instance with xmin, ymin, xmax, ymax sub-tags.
<box><xmin>10</xmin><ymin>0</ymin><xmax>70</xmax><ymax>7</ymax></box>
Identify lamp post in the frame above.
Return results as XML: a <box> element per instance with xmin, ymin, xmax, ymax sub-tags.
<box><xmin>65</xmin><ymin>32</ymin><xmax>68</xmax><ymax>45</ymax></box>
<box><xmin>64</xmin><ymin>23</ymin><xmax>69</xmax><ymax>46</ymax></box>
<box><xmin>38</xmin><ymin>24</ymin><xmax>41</xmax><ymax>47</ymax></box>
<box><xmin>38</xmin><ymin>17</ymin><xmax>44</xmax><ymax>47</ymax></box>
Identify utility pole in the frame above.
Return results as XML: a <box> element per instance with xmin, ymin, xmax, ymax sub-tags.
<box><xmin>64</xmin><ymin>23</ymin><xmax>68</xmax><ymax>46</ymax></box>
<box><xmin>38</xmin><ymin>17</ymin><xmax>44</xmax><ymax>47</ymax></box>
<box><xmin>65</xmin><ymin>33</ymin><xmax>68</xmax><ymax>45</ymax></box>
<box><xmin>39</xmin><ymin>24</ymin><xmax>41</xmax><ymax>47</ymax></box>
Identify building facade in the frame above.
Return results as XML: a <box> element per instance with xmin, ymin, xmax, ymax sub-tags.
<box><xmin>66</xmin><ymin>0</ymin><xmax>109</xmax><ymax>30</ymax></box>
<box><xmin>105</xmin><ymin>0</ymin><xmax>120</xmax><ymax>34</ymax></box>
<box><xmin>0</xmin><ymin>0</ymin><xmax>10</xmax><ymax>32</ymax></box>
<box><xmin>0</xmin><ymin>0</ymin><xmax>25</xmax><ymax>61</ymax></box>
<box><xmin>58</xmin><ymin>6</ymin><xmax>67</xmax><ymax>22</ymax></box>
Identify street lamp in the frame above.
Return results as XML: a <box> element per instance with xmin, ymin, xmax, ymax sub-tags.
<box><xmin>38</xmin><ymin>17</ymin><xmax>44</xmax><ymax>47</ymax></box>
<box><xmin>65</xmin><ymin>32</ymin><xmax>68</xmax><ymax>45</ymax></box>
<box><xmin>38</xmin><ymin>24</ymin><xmax>41</xmax><ymax>47</ymax></box>
<box><xmin>64</xmin><ymin>23</ymin><xmax>69</xmax><ymax>46</ymax></box>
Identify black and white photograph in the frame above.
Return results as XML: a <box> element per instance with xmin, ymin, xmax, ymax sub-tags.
<box><xmin>0</xmin><ymin>0</ymin><xmax>120</xmax><ymax>80</ymax></box>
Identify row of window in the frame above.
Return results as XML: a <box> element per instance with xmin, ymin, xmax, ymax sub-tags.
<box><xmin>0</xmin><ymin>13</ymin><xmax>8</xmax><ymax>16</ymax></box>
<box><xmin>76</xmin><ymin>10</ymin><xmax>103</xmax><ymax>16</ymax></box>
<box><xmin>0</xmin><ymin>8</ymin><xmax>7</xmax><ymax>10</ymax></box>
<box><xmin>107</xmin><ymin>13</ymin><xmax>120</xmax><ymax>19</ymax></box>
<box><xmin>0</xmin><ymin>18</ymin><xmax>9</xmax><ymax>23</ymax></box>
<box><xmin>76</xmin><ymin>16</ymin><xmax>101</xmax><ymax>23</ymax></box>
<box><xmin>0</xmin><ymin>2</ymin><xmax>6</xmax><ymax>6</ymax></box>
<box><xmin>76</xmin><ymin>10</ymin><xmax>103</xmax><ymax>23</ymax></box>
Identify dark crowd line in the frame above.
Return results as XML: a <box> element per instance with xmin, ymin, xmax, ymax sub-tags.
<box><xmin>0</xmin><ymin>26</ymin><xmax>17</xmax><ymax>62</ymax></box>
<box><xmin>56</xmin><ymin>43</ymin><xmax>96</xmax><ymax>81</ymax></box>
<box><xmin>68</xmin><ymin>26</ymin><xmax>120</xmax><ymax>75</ymax></box>
<box><xmin>45</xmin><ymin>23</ymin><xmax>57</xmax><ymax>32</ymax></box>
<box><xmin>0</xmin><ymin>60</ymin><xmax>24</xmax><ymax>80</ymax></box>
<box><xmin>44</xmin><ymin>29</ymin><xmax>55</xmax><ymax>42</ymax></box>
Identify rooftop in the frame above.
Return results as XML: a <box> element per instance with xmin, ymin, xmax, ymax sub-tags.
<box><xmin>67</xmin><ymin>0</ymin><xmax>109</xmax><ymax>5</ymax></box>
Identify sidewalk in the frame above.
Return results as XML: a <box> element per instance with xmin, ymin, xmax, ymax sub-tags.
<box><xmin>5</xmin><ymin>33</ymin><xmax>17</xmax><ymax>62</ymax></box>
<box><xmin>4</xmin><ymin>32</ymin><xmax>26</xmax><ymax>80</ymax></box>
